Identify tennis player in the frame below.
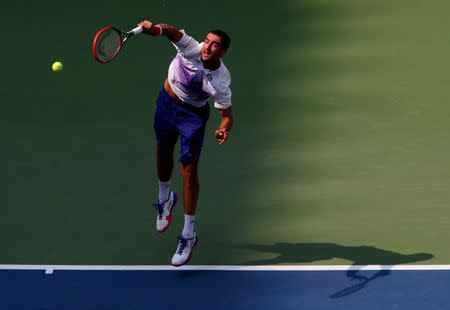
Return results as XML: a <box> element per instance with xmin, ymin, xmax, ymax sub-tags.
<box><xmin>138</xmin><ymin>20</ymin><xmax>233</xmax><ymax>266</ymax></box>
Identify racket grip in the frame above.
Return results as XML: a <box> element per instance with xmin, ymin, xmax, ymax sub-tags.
<box><xmin>130</xmin><ymin>26</ymin><xmax>143</xmax><ymax>35</ymax></box>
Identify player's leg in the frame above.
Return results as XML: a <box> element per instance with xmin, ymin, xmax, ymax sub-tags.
<box><xmin>171</xmin><ymin>103</ymin><xmax>209</xmax><ymax>266</ymax></box>
<box><xmin>154</xmin><ymin>142</ymin><xmax>178</xmax><ymax>233</ymax></box>
<box><xmin>180</xmin><ymin>159</ymin><xmax>199</xmax><ymax>234</ymax></box>
<box><xmin>153</xmin><ymin>87</ymin><xmax>179</xmax><ymax>232</ymax></box>
<box><xmin>156</xmin><ymin>143</ymin><xmax>175</xmax><ymax>200</ymax></box>
<box><xmin>171</xmin><ymin>160</ymin><xmax>200</xmax><ymax>266</ymax></box>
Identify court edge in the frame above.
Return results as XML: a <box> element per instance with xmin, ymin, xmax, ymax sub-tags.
<box><xmin>2</xmin><ymin>264</ymin><xmax>450</xmax><ymax>273</ymax></box>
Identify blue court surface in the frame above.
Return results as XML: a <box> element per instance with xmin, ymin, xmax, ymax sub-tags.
<box><xmin>2</xmin><ymin>265</ymin><xmax>450</xmax><ymax>309</ymax></box>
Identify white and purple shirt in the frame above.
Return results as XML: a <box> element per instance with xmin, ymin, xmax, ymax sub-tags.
<box><xmin>167</xmin><ymin>30</ymin><xmax>232</xmax><ymax>109</ymax></box>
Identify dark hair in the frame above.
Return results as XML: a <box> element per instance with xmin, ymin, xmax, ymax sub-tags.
<box><xmin>208</xmin><ymin>29</ymin><xmax>231</xmax><ymax>50</ymax></box>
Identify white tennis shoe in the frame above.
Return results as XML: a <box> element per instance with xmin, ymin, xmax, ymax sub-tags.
<box><xmin>153</xmin><ymin>191</ymin><xmax>177</xmax><ymax>232</ymax></box>
<box><xmin>171</xmin><ymin>232</ymin><xmax>198</xmax><ymax>267</ymax></box>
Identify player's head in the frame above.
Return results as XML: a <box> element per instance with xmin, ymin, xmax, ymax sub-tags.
<box><xmin>201</xmin><ymin>29</ymin><xmax>231</xmax><ymax>63</ymax></box>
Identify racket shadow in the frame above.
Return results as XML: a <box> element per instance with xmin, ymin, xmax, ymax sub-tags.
<box><xmin>329</xmin><ymin>269</ymin><xmax>390</xmax><ymax>299</ymax></box>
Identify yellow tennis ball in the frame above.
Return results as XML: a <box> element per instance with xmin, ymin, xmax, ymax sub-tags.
<box><xmin>52</xmin><ymin>61</ymin><xmax>63</xmax><ymax>72</ymax></box>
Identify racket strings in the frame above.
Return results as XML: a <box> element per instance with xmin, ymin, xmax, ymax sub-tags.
<box><xmin>95</xmin><ymin>29</ymin><xmax>122</xmax><ymax>62</ymax></box>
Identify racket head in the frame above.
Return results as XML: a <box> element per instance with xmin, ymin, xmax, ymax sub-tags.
<box><xmin>92</xmin><ymin>26</ymin><xmax>124</xmax><ymax>63</ymax></box>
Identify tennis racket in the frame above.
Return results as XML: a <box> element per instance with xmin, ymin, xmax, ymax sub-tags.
<box><xmin>92</xmin><ymin>26</ymin><xmax>143</xmax><ymax>63</ymax></box>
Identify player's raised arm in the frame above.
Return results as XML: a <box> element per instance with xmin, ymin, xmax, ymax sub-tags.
<box><xmin>138</xmin><ymin>20</ymin><xmax>183</xmax><ymax>42</ymax></box>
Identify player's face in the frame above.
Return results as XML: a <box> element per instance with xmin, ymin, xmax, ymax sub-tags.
<box><xmin>201</xmin><ymin>33</ymin><xmax>226</xmax><ymax>63</ymax></box>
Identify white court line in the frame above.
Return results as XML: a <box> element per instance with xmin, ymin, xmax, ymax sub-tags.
<box><xmin>1</xmin><ymin>265</ymin><xmax>450</xmax><ymax>272</ymax></box>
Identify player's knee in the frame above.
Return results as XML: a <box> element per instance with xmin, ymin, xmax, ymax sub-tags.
<box><xmin>181</xmin><ymin>161</ymin><xmax>199</xmax><ymax>180</ymax></box>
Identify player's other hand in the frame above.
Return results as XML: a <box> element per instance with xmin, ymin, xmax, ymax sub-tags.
<box><xmin>215</xmin><ymin>129</ymin><xmax>229</xmax><ymax>144</ymax></box>
<box><xmin>138</xmin><ymin>20</ymin><xmax>160</xmax><ymax>36</ymax></box>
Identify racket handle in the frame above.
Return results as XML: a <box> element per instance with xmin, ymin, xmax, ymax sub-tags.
<box><xmin>130</xmin><ymin>26</ymin><xmax>143</xmax><ymax>35</ymax></box>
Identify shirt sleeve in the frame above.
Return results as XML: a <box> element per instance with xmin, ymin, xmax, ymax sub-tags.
<box><xmin>171</xmin><ymin>30</ymin><xmax>201</xmax><ymax>60</ymax></box>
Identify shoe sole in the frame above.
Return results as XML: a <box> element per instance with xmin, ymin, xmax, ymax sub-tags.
<box><xmin>171</xmin><ymin>236</ymin><xmax>198</xmax><ymax>267</ymax></box>
<box><xmin>157</xmin><ymin>192</ymin><xmax>178</xmax><ymax>233</ymax></box>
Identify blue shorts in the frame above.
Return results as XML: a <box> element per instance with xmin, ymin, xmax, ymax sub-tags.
<box><xmin>153</xmin><ymin>87</ymin><xmax>210</xmax><ymax>164</ymax></box>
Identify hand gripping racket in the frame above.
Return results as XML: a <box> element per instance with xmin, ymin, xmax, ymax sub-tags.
<box><xmin>92</xmin><ymin>26</ymin><xmax>143</xmax><ymax>63</ymax></box>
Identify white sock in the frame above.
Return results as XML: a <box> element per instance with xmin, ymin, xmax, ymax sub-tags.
<box><xmin>158</xmin><ymin>180</ymin><xmax>171</xmax><ymax>203</ymax></box>
<box><xmin>182</xmin><ymin>215</ymin><xmax>195</xmax><ymax>239</ymax></box>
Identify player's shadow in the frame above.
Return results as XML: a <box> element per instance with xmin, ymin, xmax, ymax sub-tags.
<box><xmin>243</xmin><ymin>242</ymin><xmax>433</xmax><ymax>298</ymax></box>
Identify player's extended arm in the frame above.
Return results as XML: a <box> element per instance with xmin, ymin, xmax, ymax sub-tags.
<box><xmin>138</xmin><ymin>20</ymin><xmax>183</xmax><ymax>43</ymax></box>
<box><xmin>215</xmin><ymin>107</ymin><xmax>233</xmax><ymax>144</ymax></box>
